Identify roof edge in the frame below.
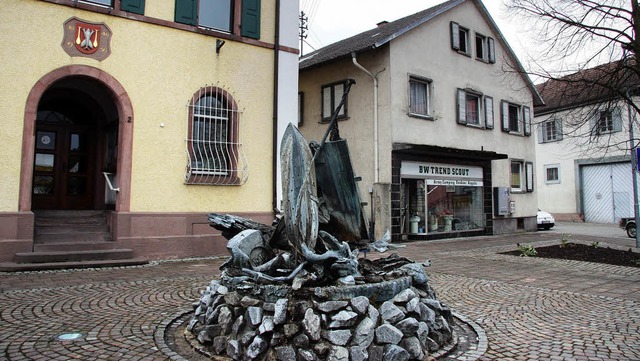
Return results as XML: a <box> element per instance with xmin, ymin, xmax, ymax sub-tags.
<box><xmin>373</xmin><ymin>0</ymin><xmax>465</xmax><ymax>48</ymax></box>
<box><xmin>473</xmin><ymin>0</ymin><xmax>545</xmax><ymax>107</ymax></box>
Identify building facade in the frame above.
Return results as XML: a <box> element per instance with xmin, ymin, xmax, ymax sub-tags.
<box><xmin>0</xmin><ymin>0</ymin><xmax>298</xmax><ymax>262</ymax></box>
<box><xmin>299</xmin><ymin>0</ymin><xmax>543</xmax><ymax>242</ymax></box>
<box><xmin>534</xmin><ymin>61</ymin><xmax>639</xmax><ymax>223</ymax></box>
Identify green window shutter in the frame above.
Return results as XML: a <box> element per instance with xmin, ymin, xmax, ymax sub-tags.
<box><xmin>241</xmin><ymin>0</ymin><xmax>261</xmax><ymax>39</ymax></box>
<box><xmin>175</xmin><ymin>0</ymin><xmax>197</xmax><ymax>26</ymax></box>
<box><xmin>121</xmin><ymin>0</ymin><xmax>145</xmax><ymax>14</ymax></box>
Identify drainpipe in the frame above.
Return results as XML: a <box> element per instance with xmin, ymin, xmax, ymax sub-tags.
<box><xmin>351</xmin><ymin>52</ymin><xmax>381</xmax><ymax>183</ymax></box>
<box><xmin>272</xmin><ymin>0</ymin><xmax>281</xmax><ymax>212</ymax></box>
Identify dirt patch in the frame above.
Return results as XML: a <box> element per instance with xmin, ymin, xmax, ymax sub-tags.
<box><xmin>502</xmin><ymin>243</ymin><xmax>640</xmax><ymax>268</ymax></box>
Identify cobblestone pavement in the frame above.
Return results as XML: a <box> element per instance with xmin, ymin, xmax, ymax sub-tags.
<box><xmin>1</xmin><ymin>228</ymin><xmax>639</xmax><ymax>360</ymax></box>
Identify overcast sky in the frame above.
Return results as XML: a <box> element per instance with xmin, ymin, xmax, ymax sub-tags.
<box><xmin>299</xmin><ymin>0</ymin><xmax>533</xmax><ymax>70</ymax></box>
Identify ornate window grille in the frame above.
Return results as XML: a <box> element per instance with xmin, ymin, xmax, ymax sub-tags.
<box><xmin>185</xmin><ymin>86</ymin><xmax>248</xmax><ymax>185</ymax></box>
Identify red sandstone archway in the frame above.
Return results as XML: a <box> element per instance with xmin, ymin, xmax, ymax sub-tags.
<box><xmin>20</xmin><ymin>65</ymin><xmax>133</xmax><ymax>212</ymax></box>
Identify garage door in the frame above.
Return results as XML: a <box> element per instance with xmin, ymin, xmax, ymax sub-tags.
<box><xmin>582</xmin><ymin>162</ymin><xmax>634</xmax><ymax>223</ymax></box>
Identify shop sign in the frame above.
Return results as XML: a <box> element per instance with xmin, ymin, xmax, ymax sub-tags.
<box><xmin>426</xmin><ymin>179</ymin><xmax>483</xmax><ymax>187</ymax></box>
<box><xmin>401</xmin><ymin>161</ymin><xmax>483</xmax><ymax>179</ymax></box>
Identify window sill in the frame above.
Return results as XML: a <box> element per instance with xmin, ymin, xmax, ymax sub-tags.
<box><xmin>319</xmin><ymin>116</ymin><xmax>349</xmax><ymax>124</ymax></box>
<box><xmin>408</xmin><ymin>113</ymin><xmax>434</xmax><ymax>121</ymax></box>
<box><xmin>185</xmin><ymin>174</ymin><xmax>242</xmax><ymax>186</ymax></box>
<box><xmin>456</xmin><ymin>50</ymin><xmax>472</xmax><ymax>58</ymax></box>
<box><xmin>465</xmin><ymin>123</ymin><xmax>484</xmax><ymax>129</ymax></box>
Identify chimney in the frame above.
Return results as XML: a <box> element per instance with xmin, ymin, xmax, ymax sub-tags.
<box><xmin>377</xmin><ymin>21</ymin><xmax>389</xmax><ymax>28</ymax></box>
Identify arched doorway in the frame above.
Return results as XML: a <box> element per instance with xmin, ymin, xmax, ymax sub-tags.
<box><xmin>20</xmin><ymin>66</ymin><xmax>133</xmax><ymax>213</ymax></box>
<box><xmin>32</xmin><ymin>77</ymin><xmax>117</xmax><ymax>210</ymax></box>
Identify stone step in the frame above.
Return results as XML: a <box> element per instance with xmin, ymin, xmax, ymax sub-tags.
<box><xmin>34</xmin><ymin>241</ymin><xmax>117</xmax><ymax>252</ymax></box>
<box><xmin>34</xmin><ymin>210</ymin><xmax>106</xmax><ymax>218</ymax></box>
<box><xmin>14</xmin><ymin>249</ymin><xmax>135</xmax><ymax>264</ymax></box>
<box><xmin>35</xmin><ymin>217</ymin><xmax>108</xmax><ymax>226</ymax></box>
<box><xmin>0</xmin><ymin>257</ymin><xmax>149</xmax><ymax>272</ymax></box>
<box><xmin>35</xmin><ymin>224</ymin><xmax>109</xmax><ymax>235</ymax></box>
<box><xmin>34</xmin><ymin>231</ymin><xmax>112</xmax><ymax>243</ymax></box>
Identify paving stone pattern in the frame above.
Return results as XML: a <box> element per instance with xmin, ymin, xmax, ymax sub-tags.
<box><xmin>0</xmin><ymin>229</ymin><xmax>639</xmax><ymax>360</ymax></box>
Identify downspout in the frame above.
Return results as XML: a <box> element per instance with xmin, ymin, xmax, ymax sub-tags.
<box><xmin>351</xmin><ymin>52</ymin><xmax>381</xmax><ymax>183</ymax></box>
<box><xmin>272</xmin><ymin>0</ymin><xmax>281</xmax><ymax>212</ymax></box>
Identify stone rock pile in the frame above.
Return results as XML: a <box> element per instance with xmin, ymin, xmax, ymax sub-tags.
<box><xmin>188</xmin><ymin>257</ymin><xmax>453</xmax><ymax>361</ymax></box>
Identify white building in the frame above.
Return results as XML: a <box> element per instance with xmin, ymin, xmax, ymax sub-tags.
<box><xmin>299</xmin><ymin>0</ymin><xmax>543</xmax><ymax>242</ymax></box>
<box><xmin>535</xmin><ymin>61</ymin><xmax>639</xmax><ymax>223</ymax></box>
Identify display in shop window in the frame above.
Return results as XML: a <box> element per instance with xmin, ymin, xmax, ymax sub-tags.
<box><xmin>402</xmin><ymin>175</ymin><xmax>485</xmax><ymax>235</ymax></box>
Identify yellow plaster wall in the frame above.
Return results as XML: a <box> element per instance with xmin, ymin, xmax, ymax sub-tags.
<box><xmin>0</xmin><ymin>0</ymin><xmax>277</xmax><ymax>213</ymax></box>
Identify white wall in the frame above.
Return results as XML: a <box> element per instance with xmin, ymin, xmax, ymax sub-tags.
<box><xmin>534</xmin><ymin>99</ymin><xmax>634</xmax><ymax>216</ymax></box>
<box><xmin>386</xmin><ymin>1</ymin><xmax>538</xmax><ymax>217</ymax></box>
<box><xmin>275</xmin><ymin>0</ymin><xmax>300</xmax><ymax>211</ymax></box>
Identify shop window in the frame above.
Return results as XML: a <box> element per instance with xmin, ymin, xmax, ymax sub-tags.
<box><xmin>402</xmin><ymin>178</ymin><xmax>485</xmax><ymax>234</ymax></box>
<box><xmin>409</xmin><ymin>76</ymin><xmax>431</xmax><ymax>118</ymax></box>
<box><xmin>321</xmin><ymin>80</ymin><xmax>349</xmax><ymax>122</ymax></box>
<box><xmin>185</xmin><ymin>86</ymin><xmax>248</xmax><ymax>185</ymax></box>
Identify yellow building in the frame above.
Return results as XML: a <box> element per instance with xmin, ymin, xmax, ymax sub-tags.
<box><xmin>0</xmin><ymin>0</ymin><xmax>299</xmax><ymax>265</ymax></box>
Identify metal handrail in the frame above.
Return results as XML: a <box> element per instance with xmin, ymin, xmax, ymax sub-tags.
<box><xmin>102</xmin><ymin>172</ymin><xmax>120</xmax><ymax>192</ymax></box>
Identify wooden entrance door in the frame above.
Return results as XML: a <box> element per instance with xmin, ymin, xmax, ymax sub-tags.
<box><xmin>32</xmin><ymin>114</ymin><xmax>95</xmax><ymax>210</ymax></box>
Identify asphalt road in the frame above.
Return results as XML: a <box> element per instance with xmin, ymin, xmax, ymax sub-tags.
<box><xmin>547</xmin><ymin>221</ymin><xmax>635</xmax><ymax>243</ymax></box>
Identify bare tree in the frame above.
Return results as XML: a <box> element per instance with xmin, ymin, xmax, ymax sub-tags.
<box><xmin>506</xmin><ymin>0</ymin><xmax>640</xmax><ymax>153</ymax></box>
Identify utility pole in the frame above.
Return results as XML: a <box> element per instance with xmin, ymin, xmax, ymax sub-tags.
<box><xmin>299</xmin><ymin>11</ymin><xmax>308</xmax><ymax>57</ymax></box>
<box><xmin>623</xmin><ymin>42</ymin><xmax>640</xmax><ymax>248</ymax></box>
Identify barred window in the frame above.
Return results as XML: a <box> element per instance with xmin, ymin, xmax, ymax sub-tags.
<box><xmin>185</xmin><ymin>86</ymin><xmax>248</xmax><ymax>185</ymax></box>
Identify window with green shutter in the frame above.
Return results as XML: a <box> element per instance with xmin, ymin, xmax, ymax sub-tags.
<box><xmin>175</xmin><ymin>0</ymin><xmax>197</xmax><ymax>26</ymax></box>
<box><xmin>241</xmin><ymin>0</ymin><xmax>261</xmax><ymax>39</ymax></box>
<box><xmin>121</xmin><ymin>0</ymin><xmax>145</xmax><ymax>15</ymax></box>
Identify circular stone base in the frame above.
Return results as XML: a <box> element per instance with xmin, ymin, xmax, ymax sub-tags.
<box><xmin>162</xmin><ymin>312</ymin><xmax>486</xmax><ymax>361</ymax></box>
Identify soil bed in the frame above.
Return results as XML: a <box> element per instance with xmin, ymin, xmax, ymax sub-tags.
<box><xmin>502</xmin><ymin>243</ymin><xmax>640</xmax><ymax>268</ymax></box>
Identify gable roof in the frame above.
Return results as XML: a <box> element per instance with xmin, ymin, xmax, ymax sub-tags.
<box><xmin>299</xmin><ymin>0</ymin><xmax>544</xmax><ymax>106</ymax></box>
<box><xmin>535</xmin><ymin>60</ymin><xmax>640</xmax><ymax>115</ymax></box>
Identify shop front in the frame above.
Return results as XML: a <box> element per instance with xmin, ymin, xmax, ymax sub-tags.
<box><xmin>400</xmin><ymin>161</ymin><xmax>485</xmax><ymax>238</ymax></box>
